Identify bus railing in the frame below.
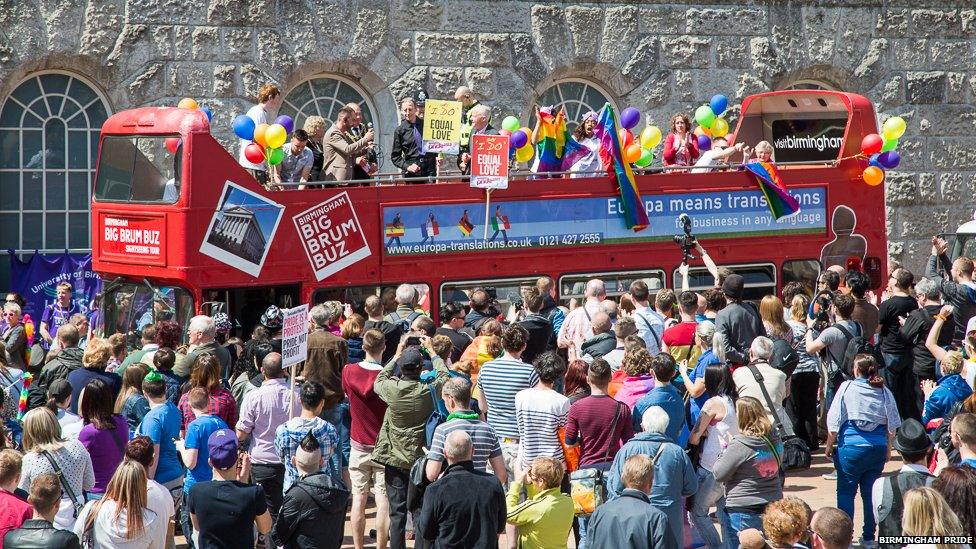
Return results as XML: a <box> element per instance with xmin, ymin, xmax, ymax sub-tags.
<box><xmin>269</xmin><ymin>158</ymin><xmax>839</xmax><ymax>189</ymax></box>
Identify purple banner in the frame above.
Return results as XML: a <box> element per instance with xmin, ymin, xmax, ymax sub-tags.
<box><xmin>8</xmin><ymin>252</ymin><xmax>103</xmax><ymax>327</ymax></box>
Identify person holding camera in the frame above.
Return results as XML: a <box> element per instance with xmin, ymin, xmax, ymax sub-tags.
<box><xmin>805</xmin><ymin>293</ymin><xmax>860</xmax><ymax>404</ymax></box>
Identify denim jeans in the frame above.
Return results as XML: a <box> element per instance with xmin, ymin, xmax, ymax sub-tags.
<box><xmin>574</xmin><ymin>468</ymin><xmax>609</xmax><ymax>549</ymax></box>
<box><xmin>834</xmin><ymin>443</ymin><xmax>886</xmax><ymax>542</ymax></box>
<box><xmin>180</xmin><ymin>491</ymin><xmax>194</xmax><ymax>549</ymax></box>
<box><xmin>691</xmin><ymin>467</ymin><xmax>727</xmax><ymax>549</ymax></box>
<box><xmin>724</xmin><ymin>511</ymin><xmax>763</xmax><ymax>549</ymax></box>
<box><xmin>320</xmin><ymin>401</ymin><xmax>351</xmax><ymax>477</ymax></box>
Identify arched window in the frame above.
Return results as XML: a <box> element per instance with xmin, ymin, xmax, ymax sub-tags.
<box><xmin>279</xmin><ymin>76</ymin><xmax>377</xmax><ymax>136</ymax></box>
<box><xmin>0</xmin><ymin>72</ymin><xmax>110</xmax><ymax>253</ymax></box>
<box><xmin>782</xmin><ymin>79</ymin><xmax>837</xmax><ymax>91</ymax></box>
<box><xmin>535</xmin><ymin>79</ymin><xmax>615</xmax><ymax>132</ymax></box>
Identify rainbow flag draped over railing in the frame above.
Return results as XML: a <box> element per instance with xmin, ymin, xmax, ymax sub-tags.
<box><xmin>743</xmin><ymin>161</ymin><xmax>801</xmax><ymax>220</ymax></box>
<box><xmin>533</xmin><ymin>109</ymin><xmax>584</xmax><ymax>173</ymax></box>
<box><xmin>595</xmin><ymin>104</ymin><xmax>649</xmax><ymax>231</ymax></box>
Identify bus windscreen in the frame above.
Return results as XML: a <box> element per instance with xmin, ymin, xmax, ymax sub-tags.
<box><xmin>95</xmin><ymin>136</ymin><xmax>181</xmax><ymax>203</ymax></box>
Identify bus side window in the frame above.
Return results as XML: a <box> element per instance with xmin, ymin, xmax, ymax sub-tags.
<box><xmin>558</xmin><ymin>270</ymin><xmax>666</xmax><ymax>308</ymax></box>
<box><xmin>675</xmin><ymin>264</ymin><xmax>776</xmax><ymax>302</ymax></box>
<box><xmin>781</xmin><ymin>260</ymin><xmax>821</xmax><ymax>295</ymax></box>
<box><xmin>440</xmin><ymin>277</ymin><xmax>538</xmax><ymax>324</ymax></box>
<box><xmin>312</xmin><ymin>283</ymin><xmax>431</xmax><ymax>318</ymax></box>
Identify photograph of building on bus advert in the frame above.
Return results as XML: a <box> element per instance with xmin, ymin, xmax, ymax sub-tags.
<box><xmin>199</xmin><ymin>181</ymin><xmax>284</xmax><ymax>277</ymax></box>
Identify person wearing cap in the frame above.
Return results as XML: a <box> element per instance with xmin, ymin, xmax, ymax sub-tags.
<box><xmin>871</xmin><ymin>418</ymin><xmax>935</xmax><ymax>543</ymax></box>
<box><xmin>714</xmin><ymin>274</ymin><xmax>766</xmax><ymax>366</ymax></box>
<box><xmin>235</xmin><ymin>352</ymin><xmax>300</xmax><ymax>545</ymax></box>
<box><xmin>174</xmin><ymin>315</ymin><xmax>231</xmax><ymax>379</ymax></box>
<box><xmin>679</xmin><ymin>320</ymin><xmax>720</xmax><ymax>426</ymax></box>
<box><xmin>568</xmin><ymin>110</ymin><xmax>603</xmax><ymax>178</ymax></box>
<box><xmin>371</xmin><ymin>335</ymin><xmax>449</xmax><ymax>549</ymax></box>
<box><xmin>391</xmin><ymin>97</ymin><xmax>436</xmax><ymax>181</ymax></box>
<box><xmin>46</xmin><ymin>378</ymin><xmax>82</xmax><ymax>438</ymax></box>
<box><xmin>188</xmin><ymin>430</ymin><xmax>272</xmax><ymax>549</ymax></box>
<box><xmin>271</xmin><ymin>432</ymin><xmax>349</xmax><ymax>549</ymax></box>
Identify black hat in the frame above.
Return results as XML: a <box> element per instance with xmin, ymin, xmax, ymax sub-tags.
<box><xmin>415</xmin><ymin>90</ymin><xmax>428</xmax><ymax>106</ymax></box>
<box><xmin>892</xmin><ymin>419</ymin><xmax>932</xmax><ymax>454</ymax></box>
<box><xmin>396</xmin><ymin>347</ymin><xmax>424</xmax><ymax>370</ymax></box>
<box><xmin>721</xmin><ymin>274</ymin><xmax>744</xmax><ymax>299</ymax></box>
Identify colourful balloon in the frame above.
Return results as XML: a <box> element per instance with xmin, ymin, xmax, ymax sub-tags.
<box><xmin>275</xmin><ymin>115</ymin><xmax>295</xmax><ymax>135</ymax></box>
<box><xmin>640</xmin><ymin>126</ymin><xmax>662</xmax><ymax>149</ymax></box>
<box><xmin>882</xmin><ymin>116</ymin><xmax>906</xmax><ymax>140</ymax></box>
<box><xmin>620</xmin><ymin>107</ymin><xmax>641</xmax><ymax>130</ymax></box>
<box><xmin>510</xmin><ymin>130</ymin><xmax>528</xmax><ymax>149</ymax></box>
<box><xmin>881</xmin><ymin>136</ymin><xmax>898</xmax><ymax>152</ymax></box>
<box><xmin>233</xmin><ymin>115</ymin><xmax>255</xmax><ymax>140</ymax></box>
<box><xmin>694</xmin><ymin>125</ymin><xmax>711</xmax><ymax>138</ymax></box>
<box><xmin>164</xmin><ymin>137</ymin><xmax>181</xmax><ymax>154</ymax></box>
<box><xmin>877</xmin><ymin>151</ymin><xmax>901</xmax><ymax>169</ymax></box>
<box><xmin>861</xmin><ymin>133</ymin><xmax>883</xmax><ymax>155</ymax></box>
<box><xmin>711</xmin><ymin>118</ymin><xmax>729</xmax><ymax>138</ymax></box>
<box><xmin>253</xmin><ymin>123</ymin><xmax>270</xmax><ymax>147</ymax></box>
<box><xmin>618</xmin><ymin>129</ymin><xmax>634</xmax><ymax>148</ymax></box>
<box><xmin>267</xmin><ymin>147</ymin><xmax>284</xmax><ymax>166</ymax></box>
<box><xmin>634</xmin><ymin>148</ymin><xmax>654</xmax><ymax>167</ymax></box>
<box><xmin>244</xmin><ymin>143</ymin><xmax>265</xmax><ymax>164</ymax></box>
<box><xmin>710</xmin><ymin>94</ymin><xmax>729</xmax><ymax>117</ymax></box>
<box><xmin>265</xmin><ymin>124</ymin><xmax>287</xmax><ymax>149</ymax></box>
<box><xmin>698</xmin><ymin>134</ymin><xmax>711</xmax><ymax>151</ymax></box>
<box><xmin>178</xmin><ymin>98</ymin><xmax>198</xmax><ymax>110</ymax></box>
<box><xmin>695</xmin><ymin>105</ymin><xmax>716</xmax><ymax>129</ymax></box>
<box><xmin>498</xmin><ymin>129</ymin><xmax>512</xmax><ymax>137</ymax></box>
<box><xmin>862</xmin><ymin>166</ymin><xmax>884</xmax><ymax>186</ymax></box>
<box><xmin>515</xmin><ymin>144</ymin><xmax>534</xmax><ymax>163</ymax></box>
<box><xmin>868</xmin><ymin>153</ymin><xmax>883</xmax><ymax>169</ymax></box>
<box><xmin>501</xmin><ymin>116</ymin><xmax>520</xmax><ymax>133</ymax></box>
<box><xmin>624</xmin><ymin>143</ymin><xmax>642</xmax><ymax>164</ymax></box>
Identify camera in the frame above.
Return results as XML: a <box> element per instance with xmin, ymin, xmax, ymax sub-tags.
<box><xmin>405</xmin><ymin>335</ymin><xmax>421</xmax><ymax>346</ymax></box>
<box><xmin>672</xmin><ymin>213</ymin><xmax>697</xmax><ymax>263</ymax></box>
<box><xmin>811</xmin><ymin>290</ymin><xmax>834</xmax><ymax>331</ymax></box>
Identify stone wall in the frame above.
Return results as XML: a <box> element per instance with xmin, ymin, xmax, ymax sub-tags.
<box><xmin>2</xmin><ymin>0</ymin><xmax>974</xmax><ymax>274</ymax></box>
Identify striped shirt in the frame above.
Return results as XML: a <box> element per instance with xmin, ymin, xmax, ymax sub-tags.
<box><xmin>515</xmin><ymin>388</ymin><xmax>570</xmax><ymax>468</ymax></box>
<box><xmin>477</xmin><ymin>357</ymin><xmax>539</xmax><ymax>438</ymax></box>
<box><xmin>427</xmin><ymin>415</ymin><xmax>502</xmax><ymax>471</ymax></box>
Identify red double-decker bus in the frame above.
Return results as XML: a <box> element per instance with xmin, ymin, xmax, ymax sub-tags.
<box><xmin>90</xmin><ymin>90</ymin><xmax>887</xmax><ymax>338</ymax></box>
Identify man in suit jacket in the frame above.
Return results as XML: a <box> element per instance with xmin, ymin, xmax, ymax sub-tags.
<box><xmin>458</xmin><ymin>104</ymin><xmax>498</xmax><ymax>174</ymax></box>
<box><xmin>323</xmin><ymin>106</ymin><xmax>374</xmax><ymax>183</ymax></box>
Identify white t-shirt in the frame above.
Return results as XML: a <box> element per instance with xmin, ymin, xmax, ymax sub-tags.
<box><xmin>238</xmin><ymin>104</ymin><xmax>268</xmax><ymax>171</ymax></box>
<box><xmin>691</xmin><ymin>148</ymin><xmax>727</xmax><ymax>173</ymax></box>
<box><xmin>146</xmin><ymin>479</ymin><xmax>175</xmax><ymax>523</ymax></box>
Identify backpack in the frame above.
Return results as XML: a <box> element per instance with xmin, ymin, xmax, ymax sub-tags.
<box><xmin>834</xmin><ymin>322</ymin><xmax>885</xmax><ymax>378</ymax></box>
<box><xmin>770</xmin><ymin>338</ymin><xmax>800</xmax><ymax>377</ymax></box>
<box><xmin>387</xmin><ymin>310</ymin><xmax>421</xmax><ymax>334</ymax></box>
<box><xmin>424</xmin><ymin>384</ymin><xmax>447</xmax><ymax>449</ymax></box>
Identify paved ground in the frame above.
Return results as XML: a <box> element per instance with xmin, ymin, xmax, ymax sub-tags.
<box><xmin>176</xmin><ymin>448</ymin><xmax>901</xmax><ymax>548</ymax></box>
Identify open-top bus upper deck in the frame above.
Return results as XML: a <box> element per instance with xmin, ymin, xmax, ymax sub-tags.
<box><xmin>90</xmin><ymin>90</ymin><xmax>887</xmax><ymax>336</ymax></box>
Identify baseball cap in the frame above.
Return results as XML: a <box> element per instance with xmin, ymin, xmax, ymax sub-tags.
<box><xmin>396</xmin><ymin>347</ymin><xmax>425</xmax><ymax>370</ymax></box>
<box><xmin>966</xmin><ymin>315</ymin><xmax>976</xmax><ymax>336</ymax></box>
<box><xmin>722</xmin><ymin>274</ymin><xmax>745</xmax><ymax>299</ymax></box>
<box><xmin>207</xmin><ymin>429</ymin><xmax>239</xmax><ymax>470</ymax></box>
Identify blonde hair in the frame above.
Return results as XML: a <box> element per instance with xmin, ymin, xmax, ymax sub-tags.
<box><xmin>941</xmin><ymin>350</ymin><xmax>964</xmax><ymax>376</ymax></box>
<box><xmin>736</xmin><ymin>396</ymin><xmax>773</xmax><ymax>438</ymax></box>
<box><xmin>22</xmin><ymin>408</ymin><xmax>64</xmax><ymax>453</ymax></box>
<box><xmin>341</xmin><ymin>314</ymin><xmax>364</xmax><ymax>339</ymax></box>
<box><xmin>114</xmin><ymin>364</ymin><xmax>148</xmax><ymax>414</ymax></box>
<box><xmin>621</xmin><ymin>347</ymin><xmax>653</xmax><ymax>377</ymax></box>
<box><xmin>530</xmin><ymin>456</ymin><xmax>564</xmax><ymax>489</ymax></box>
<box><xmin>760</xmin><ymin>295</ymin><xmax>790</xmax><ymax>338</ymax></box>
<box><xmin>755</xmin><ymin>140</ymin><xmax>774</xmax><ymax>160</ymax></box>
<box><xmin>82</xmin><ymin>338</ymin><xmax>112</xmax><ymax>369</ymax></box>
<box><xmin>620</xmin><ymin>454</ymin><xmax>654</xmax><ymax>489</ymax></box>
<box><xmin>432</xmin><ymin>334</ymin><xmax>454</xmax><ymax>362</ymax></box>
<box><xmin>85</xmin><ymin>460</ymin><xmax>149</xmax><ymax>540</ymax></box>
<box><xmin>303</xmin><ymin>115</ymin><xmax>326</xmax><ymax>135</ymax></box>
<box><xmin>790</xmin><ymin>294</ymin><xmax>810</xmax><ymax>323</ymax></box>
<box><xmin>902</xmin><ymin>487</ymin><xmax>965</xmax><ymax>547</ymax></box>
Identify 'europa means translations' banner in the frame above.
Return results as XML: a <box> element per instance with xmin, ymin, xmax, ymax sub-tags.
<box><xmin>470</xmin><ymin>134</ymin><xmax>510</xmax><ymax>189</ymax></box>
<box><xmin>422</xmin><ymin>99</ymin><xmax>463</xmax><ymax>155</ymax></box>
<box><xmin>381</xmin><ymin>186</ymin><xmax>828</xmax><ymax>256</ymax></box>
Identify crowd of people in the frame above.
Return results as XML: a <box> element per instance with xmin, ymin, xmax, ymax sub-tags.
<box><xmin>2</xmin><ymin>235</ymin><xmax>976</xmax><ymax>548</ymax></box>
<box><xmin>234</xmin><ymin>84</ymin><xmax>776</xmax><ymax>189</ymax></box>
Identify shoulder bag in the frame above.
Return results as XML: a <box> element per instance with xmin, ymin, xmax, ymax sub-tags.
<box><xmin>569</xmin><ymin>400</ymin><xmax>622</xmax><ymax>516</ymax></box>
<box><xmin>745</xmin><ymin>364</ymin><xmax>811</xmax><ymax>471</ymax></box>
<box><xmin>42</xmin><ymin>449</ymin><xmax>86</xmax><ymax>518</ymax></box>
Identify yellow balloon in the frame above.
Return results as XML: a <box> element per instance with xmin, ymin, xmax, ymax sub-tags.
<box><xmin>265</xmin><ymin>124</ymin><xmax>287</xmax><ymax>149</ymax></box>
<box><xmin>711</xmin><ymin>118</ymin><xmax>729</xmax><ymax>138</ymax></box>
<box><xmin>515</xmin><ymin>145</ymin><xmax>534</xmax><ymax>163</ymax></box>
<box><xmin>882</xmin><ymin>116</ymin><xmax>906</xmax><ymax>141</ymax></box>
<box><xmin>863</xmin><ymin>166</ymin><xmax>885</xmax><ymax>186</ymax></box>
<box><xmin>178</xmin><ymin>98</ymin><xmax>198</xmax><ymax>110</ymax></box>
<box><xmin>640</xmin><ymin>126</ymin><xmax>662</xmax><ymax>149</ymax></box>
<box><xmin>253</xmin><ymin>123</ymin><xmax>270</xmax><ymax>147</ymax></box>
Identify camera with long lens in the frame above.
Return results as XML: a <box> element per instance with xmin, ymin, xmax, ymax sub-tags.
<box><xmin>811</xmin><ymin>290</ymin><xmax>834</xmax><ymax>331</ymax></box>
<box><xmin>672</xmin><ymin>213</ymin><xmax>697</xmax><ymax>263</ymax></box>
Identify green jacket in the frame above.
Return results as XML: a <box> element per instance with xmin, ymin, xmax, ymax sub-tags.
<box><xmin>370</xmin><ymin>355</ymin><xmax>449</xmax><ymax>471</ymax></box>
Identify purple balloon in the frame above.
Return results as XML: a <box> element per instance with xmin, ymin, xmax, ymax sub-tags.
<box><xmin>510</xmin><ymin>130</ymin><xmax>528</xmax><ymax>149</ymax></box>
<box><xmin>698</xmin><ymin>134</ymin><xmax>711</xmax><ymax>151</ymax></box>
<box><xmin>877</xmin><ymin>151</ymin><xmax>901</xmax><ymax>169</ymax></box>
<box><xmin>620</xmin><ymin>107</ymin><xmax>641</xmax><ymax>130</ymax></box>
<box><xmin>275</xmin><ymin>115</ymin><xmax>295</xmax><ymax>135</ymax></box>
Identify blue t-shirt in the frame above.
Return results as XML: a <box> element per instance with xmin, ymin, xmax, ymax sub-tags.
<box><xmin>138</xmin><ymin>401</ymin><xmax>183</xmax><ymax>484</ymax></box>
<box><xmin>184</xmin><ymin>415</ymin><xmax>229</xmax><ymax>493</ymax></box>
<box><xmin>839</xmin><ymin>421</ymin><xmax>888</xmax><ymax>447</ymax></box>
<box><xmin>689</xmin><ymin>350</ymin><xmax>720</xmax><ymax>425</ymax></box>
<box><xmin>633</xmin><ymin>384</ymin><xmax>689</xmax><ymax>447</ymax></box>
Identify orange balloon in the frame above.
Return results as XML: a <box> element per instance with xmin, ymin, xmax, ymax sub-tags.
<box><xmin>863</xmin><ymin>166</ymin><xmax>885</xmax><ymax>186</ymax></box>
<box><xmin>253</xmin><ymin>123</ymin><xmax>270</xmax><ymax>147</ymax></box>
<box><xmin>624</xmin><ymin>143</ymin><xmax>643</xmax><ymax>164</ymax></box>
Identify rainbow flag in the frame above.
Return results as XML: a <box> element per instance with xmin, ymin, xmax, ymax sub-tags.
<box><xmin>594</xmin><ymin>104</ymin><xmax>649</xmax><ymax>231</ymax></box>
<box><xmin>743</xmin><ymin>161</ymin><xmax>801</xmax><ymax>220</ymax></box>
<box><xmin>533</xmin><ymin>109</ymin><xmax>584</xmax><ymax>173</ymax></box>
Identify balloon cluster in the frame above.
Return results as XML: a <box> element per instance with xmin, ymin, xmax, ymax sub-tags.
<box><xmin>232</xmin><ymin>113</ymin><xmax>295</xmax><ymax>166</ymax></box>
<box><xmin>618</xmin><ymin>108</ymin><xmax>660</xmax><ymax>167</ymax></box>
<box><xmin>693</xmin><ymin>95</ymin><xmax>730</xmax><ymax>150</ymax></box>
<box><xmin>165</xmin><ymin>97</ymin><xmax>215</xmax><ymax>154</ymax></box>
<box><xmin>859</xmin><ymin>116</ymin><xmax>905</xmax><ymax>186</ymax></box>
<box><xmin>500</xmin><ymin>116</ymin><xmax>534</xmax><ymax>163</ymax></box>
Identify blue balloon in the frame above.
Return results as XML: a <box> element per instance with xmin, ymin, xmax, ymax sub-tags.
<box><xmin>877</xmin><ymin>151</ymin><xmax>901</xmax><ymax>169</ymax></box>
<box><xmin>233</xmin><ymin>114</ymin><xmax>255</xmax><ymax>141</ymax></box>
<box><xmin>200</xmin><ymin>106</ymin><xmax>213</xmax><ymax>122</ymax></box>
<box><xmin>868</xmin><ymin>153</ymin><xmax>883</xmax><ymax>169</ymax></box>
<box><xmin>697</xmin><ymin>134</ymin><xmax>711</xmax><ymax>151</ymax></box>
<box><xmin>710</xmin><ymin>94</ymin><xmax>729</xmax><ymax>117</ymax></box>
